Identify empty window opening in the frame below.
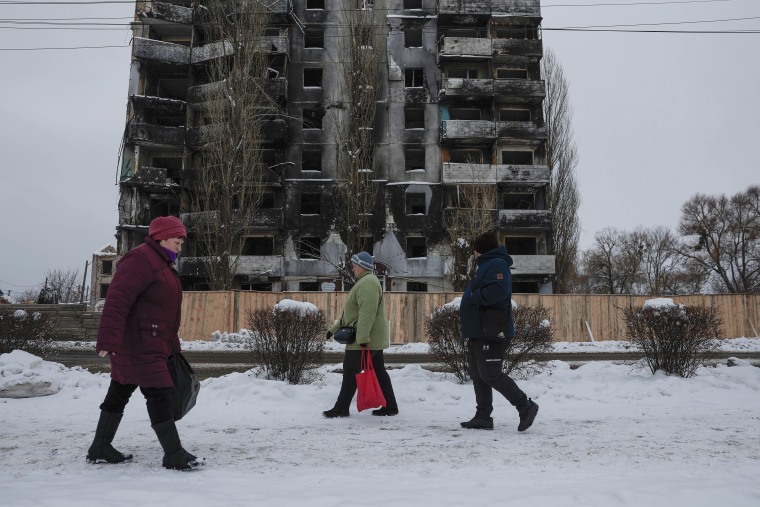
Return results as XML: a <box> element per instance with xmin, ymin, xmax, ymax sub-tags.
<box><xmin>406</xmin><ymin>237</ymin><xmax>427</xmax><ymax>258</ymax></box>
<box><xmin>496</xmin><ymin>67</ymin><xmax>528</xmax><ymax>79</ymax></box>
<box><xmin>300</xmin><ymin>237</ymin><xmax>321</xmax><ymax>259</ymax></box>
<box><xmin>99</xmin><ymin>284</ymin><xmax>109</xmax><ymax>299</ymax></box>
<box><xmin>306</xmin><ymin>0</ymin><xmax>324</xmax><ymax>9</ymax></box>
<box><xmin>404</xmin><ymin>28</ymin><xmax>423</xmax><ymax>48</ymax></box>
<box><xmin>450</xmin><ymin>149</ymin><xmax>484</xmax><ymax>164</ymax></box>
<box><xmin>260</xmin><ymin>192</ymin><xmax>276</xmax><ymax>208</ymax></box>
<box><xmin>303</xmin><ymin>106</ymin><xmax>324</xmax><ymax>129</ymax></box>
<box><xmin>499</xmin><ymin>108</ymin><xmax>531</xmax><ymax>121</ymax></box>
<box><xmin>449</xmin><ymin>108</ymin><xmax>481</xmax><ymax>120</ymax></box>
<box><xmin>302</xmin><ymin>149</ymin><xmax>322</xmax><ymax>171</ymax></box>
<box><xmin>404</xmin><ymin>0</ymin><xmax>422</xmax><ymax>9</ymax></box>
<box><xmin>504</xmin><ymin>237</ymin><xmax>537</xmax><ymax>255</ymax></box>
<box><xmin>301</xmin><ymin>193</ymin><xmax>322</xmax><ymax>214</ymax></box>
<box><xmin>447</xmin><ymin>28</ymin><xmax>481</xmax><ymax>38</ymax></box>
<box><xmin>101</xmin><ymin>260</ymin><xmax>113</xmax><ymax>275</ymax></box>
<box><xmin>303</xmin><ymin>68</ymin><xmax>323</xmax><ymax>87</ymax></box>
<box><xmin>512</xmin><ymin>281</ymin><xmax>539</xmax><ymax>294</ymax></box>
<box><xmin>448</xmin><ymin>68</ymin><xmax>478</xmax><ymax>79</ymax></box>
<box><xmin>405</xmin><ymin>105</ymin><xmax>425</xmax><ymax>129</ymax></box>
<box><xmin>299</xmin><ymin>281</ymin><xmax>320</xmax><ymax>291</ymax></box>
<box><xmin>406</xmin><ymin>192</ymin><xmax>427</xmax><ymax>214</ymax></box>
<box><xmin>261</xmin><ymin>149</ymin><xmax>277</xmax><ymax>167</ymax></box>
<box><xmin>242</xmin><ymin>236</ymin><xmax>275</xmax><ymax>256</ymax></box>
<box><xmin>305</xmin><ymin>28</ymin><xmax>324</xmax><ymax>48</ymax></box>
<box><xmin>405</xmin><ymin>68</ymin><xmax>424</xmax><ymax>87</ymax></box>
<box><xmin>405</xmin><ymin>148</ymin><xmax>425</xmax><ymax>172</ymax></box>
<box><xmin>503</xmin><ymin>193</ymin><xmax>535</xmax><ymax>210</ymax></box>
<box><xmin>241</xmin><ymin>282</ymin><xmax>273</xmax><ymax>291</ymax></box>
<box><xmin>407</xmin><ymin>281</ymin><xmax>428</xmax><ymax>292</ymax></box>
<box><xmin>501</xmin><ymin>150</ymin><xmax>533</xmax><ymax>165</ymax></box>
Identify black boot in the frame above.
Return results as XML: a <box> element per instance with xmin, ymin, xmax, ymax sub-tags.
<box><xmin>322</xmin><ymin>408</ymin><xmax>349</xmax><ymax>418</ymax></box>
<box><xmin>86</xmin><ymin>411</ymin><xmax>133</xmax><ymax>464</ymax></box>
<box><xmin>152</xmin><ymin>419</ymin><xmax>204</xmax><ymax>471</ymax></box>
<box><xmin>372</xmin><ymin>407</ymin><xmax>399</xmax><ymax>416</ymax></box>
<box><xmin>517</xmin><ymin>399</ymin><xmax>539</xmax><ymax>432</ymax></box>
<box><xmin>460</xmin><ymin>414</ymin><xmax>494</xmax><ymax>430</ymax></box>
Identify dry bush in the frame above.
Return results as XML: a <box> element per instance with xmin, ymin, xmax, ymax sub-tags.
<box><xmin>426</xmin><ymin>302</ymin><xmax>554</xmax><ymax>382</ymax></box>
<box><xmin>507</xmin><ymin>304</ymin><xmax>554</xmax><ymax>379</ymax></box>
<box><xmin>245</xmin><ymin>307</ymin><xmax>326</xmax><ymax>384</ymax></box>
<box><xmin>426</xmin><ymin>306</ymin><xmax>469</xmax><ymax>383</ymax></box>
<box><xmin>623</xmin><ymin>304</ymin><xmax>721</xmax><ymax>378</ymax></box>
<box><xmin>0</xmin><ymin>308</ymin><xmax>56</xmax><ymax>357</ymax></box>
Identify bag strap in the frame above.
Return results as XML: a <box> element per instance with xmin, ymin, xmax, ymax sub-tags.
<box><xmin>361</xmin><ymin>347</ymin><xmax>374</xmax><ymax>372</ymax></box>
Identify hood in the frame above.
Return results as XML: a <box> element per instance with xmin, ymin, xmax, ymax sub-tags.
<box><xmin>476</xmin><ymin>245</ymin><xmax>513</xmax><ymax>267</ymax></box>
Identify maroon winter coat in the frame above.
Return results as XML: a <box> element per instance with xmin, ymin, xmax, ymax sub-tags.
<box><xmin>96</xmin><ymin>237</ymin><xmax>182</xmax><ymax>388</ymax></box>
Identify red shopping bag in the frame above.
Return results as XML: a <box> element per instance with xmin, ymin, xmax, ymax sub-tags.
<box><xmin>356</xmin><ymin>348</ymin><xmax>387</xmax><ymax>412</ymax></box>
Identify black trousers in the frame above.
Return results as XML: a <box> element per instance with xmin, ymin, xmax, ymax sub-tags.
<box><xmin>332</xmin><ymin>349</ymin><xmax>398</xmax><ymax>412</ymax></box>
<box><xmin>99</xmin><ymin>379</ymin><xmax>174</xmax><ymax>425</ymax></box>
<box><xmin>467</xmin><ymin>339</ymin><xmax>527</xmax><ymax>417</ymax></box>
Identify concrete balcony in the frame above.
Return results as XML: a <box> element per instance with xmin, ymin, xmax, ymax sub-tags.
<box><xmin>137</xmin><ymin>2</ymin><xmax>194</xmax><ymax>26</ymax></box>
<box><xmin>493</xmin><ymin>79</ymin><xmax>545</xmax><ymax>102</ymax></box>
<box><xmin>495</xmin><ymin>121</ymin><xmax>548</xmax><ymax>141</ymax></box>
<box><xmin>188</xmin><ymin>78</ymin><xmax>288</xmax><ymax>109</ymax></box>
<box><xmin>442</xmin><ymin>162</ymin><xmax>549</xmax><ymax>187</ymax></box>
<box><xmin>510</xmin><ymin>254</ymin><xmax>555</xmax><ymax>275</ymax></box>
<box><xmin>235</xmin><ymin>256</ymin><xmax>285</xmax><ymax>277</ymax></box>
<box><xmin>441</xmin><ymin>120</ymin><xmax>495</xmax><ymax>141</ymax></box>
<box><xmin>438</xmin><ymin>0</ymin><xmax>541</xmax><ymax>16</ymax></box>
<box><xmin>441</xmin><ymin>78</ymin><xmax>493</xmax><ymax>99</ymax></box>
<box><xmin>497</xmin><ymin>209</ymin><xmax>552</xmax><ymax>229</ymax></box>
<box><xmin>439</xmin><ymin>37</ymin><xmax>492</xmax><ymax>57</ymax></box>
<box><xmin>121</xmin><ymin>166</ymin><xmax>179</xmax><ymax>193</ymax></box>
<box><xmin>133</xmin><ymin>38</ymin><xmax>190</xmax><ymax>65</ymax></box>
<box><xmin>181</xmin><ymin>208</ymin><xmax>284</xmax><ymax>230</ymax></box>
<box><xmin>492</xmin><ymin>38</ymin><xmax>543</xmax><ymax>58</ymax></box>
<box><xmin>186</xmin><ymin>119</ymin><xmax>287</xmax><ymax>148</ymax></box>
<box><xmin>126</xmin><ymin>123</ymin><xmax>184</xmax><ymax>148</ymax></box>
<box><xmin>284</xmin><ymin>258</ymin><xmax>340</xmax><ymax>278</ymax></box>
<box><xmin>134</xmin><ymin>37</ymin><xmax>284</xmax><ymax>66</ymax></box>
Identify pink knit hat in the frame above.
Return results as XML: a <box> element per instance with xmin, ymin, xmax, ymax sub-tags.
<box><xmin>148</xmin><ymin>216</ymin><xmax>187</xmax><ymax>241</ymax></box>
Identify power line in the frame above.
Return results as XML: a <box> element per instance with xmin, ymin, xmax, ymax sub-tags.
<box><xmin>543</xmin><ymin>0</ymin><xmax>735</xmax><ymax>6</ymax></box>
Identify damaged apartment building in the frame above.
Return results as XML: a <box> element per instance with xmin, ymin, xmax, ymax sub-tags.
<box><xmin>112</xmin><ymin>0</ymin><xmax>554</xmax><ymax>295</ymax></box>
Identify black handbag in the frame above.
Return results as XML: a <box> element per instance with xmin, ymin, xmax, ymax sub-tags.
<box><xmin>167</xmin><ymin>352</ymin><xmax>200</xmax><ymax>421</ymax></box>
<box><xmin>333</xmin><ymin>326</ymin><xmax>357</xmax><ymax>345</ymax></box>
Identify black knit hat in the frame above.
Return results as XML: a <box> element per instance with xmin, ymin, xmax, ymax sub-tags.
<box><xmin>472</xmin><ymin>231</ymin><xmax>499</xmax><ymax>254</ymax></box>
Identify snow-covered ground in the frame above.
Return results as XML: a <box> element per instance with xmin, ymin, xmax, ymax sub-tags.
<box><xmin>1</xmin><ymin>345</ymin><xmax>759</xmax><ymax>506</ymax></box>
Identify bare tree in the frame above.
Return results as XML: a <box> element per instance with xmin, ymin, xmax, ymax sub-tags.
<box><xmin>583</xmin><ymin>228</ymin><xmax>644</xmax><ymax>294</ymax></box>
<box><xmin>677</xmin><ymin>187</ymin><xmax>760</xmax><ymax>293</ymax></box>
<box><xmin>444</xmin><ymin>173</ymin><xmax>498</xmax><ymax>291</ymax></box>
<box><xmin>188</xmin><ymin>0</ymin><xmax>276</xmax><ymax>290</ymax></box>
<box><xmin>328</xmin><ymin>5</ymin><xmax>381</xmax><ymax>274</ymax></box>
<box><xmin>542</xmin><ymin>48</ymin><xmax>581</xmax><ymax>293</ymax></box>
<box><xmin>42</xmin><ymin>268</ymin><xmax>82</xmax><ymax>303</ymax></box>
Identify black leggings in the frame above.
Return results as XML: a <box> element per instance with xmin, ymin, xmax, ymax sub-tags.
<box><xmin>332</xmin><ymin>349</ymin><xmax>398</xmax><ymax>412</ymax></box>
<box><xmin>467</xmin><ymin>339</ymin><xmax>527</xmax><ymax>417</ymax></box>
<box><xmin>99</xmin><ymin>379</ymin><xmax>174</xmax><ymax>425</ymax></box>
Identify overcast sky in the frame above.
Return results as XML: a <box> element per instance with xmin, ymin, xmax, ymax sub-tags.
<box><xmin>1</xmin><ymin>0</ymin><xmax>758</xmax><ymax>296</ymax></box>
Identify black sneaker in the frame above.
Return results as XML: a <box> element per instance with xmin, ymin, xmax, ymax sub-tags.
<box><xmin>460</xmin><ymin>416</ymin><xmax>494</xmax><ymax>430</ymax></box>
<box><xmin>322</xmin><ymin>408</ymin><xmax>349</xmax><ymax>418</ymax></box>
<box><xmin>517</xmin><ymin>400</ymin><xmax>539</xmax><ymax>432</ymax></box>
<box><xmin>372</xmin><ymin>407</ymin><xmax>399</xmax><ymax>416</ymax></box>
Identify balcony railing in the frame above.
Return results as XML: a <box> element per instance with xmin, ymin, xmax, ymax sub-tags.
<box><xmin>438</xmin><ymin>0</ymin><xmax>541</xmax><ymax>16</ymax></box>
<box><xmin>126</xmin><ymin>123</ymin><xmax>184</xmax><ymax>147</ymax></box>
<box><xmin>441</xmin><ymin>119</ymin><xmax>546</xmax><ymax>141</ymax></box>
<box><xmin>188</xmin><ymin>77</ymin><xmax>287</xmax><ymax>107</ymax></box>
<box><xmin>439</xmin><ymin>37</ymin><xmax>492</xmax><ymax>57</ymax></box>
<box><xmin>510</xmin><ymin>255</ymin><xmax>555</xmax><ymax>275</ymax></box>
<box><xmin>442</xmin><ymin>162</ymin><xmax>549</xmax><ymax>187</ymax></box>
<box><xmin>491</xmin><ymin>39</ymin><xmax>543</xmax><ymax>57</ymax></box>
<box><xmin>497</xmin><ymin>209</ymin><xmax>552</xmax><ymax>229</ymax></box>
<box><xmin>495</xmin><ymin>121</ymin><xmax>548</xmax><ymax>140</ymax></box>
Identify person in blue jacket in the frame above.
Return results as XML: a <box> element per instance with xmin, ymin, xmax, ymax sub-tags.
<box><xmin>459</xmin><ymin>231</ymin><xmax>539</xmax><ymax>432</ymax></box>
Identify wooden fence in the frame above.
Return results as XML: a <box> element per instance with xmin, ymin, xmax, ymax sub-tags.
<box><xmin>5</xmin><ymin>294</ymin><xmax>757</xmax><ymax>343</ymax></box>
<box><xmin>180</xmin><ymin>292</ymin><xmax>760</xmax><ymax>343</ymax></box>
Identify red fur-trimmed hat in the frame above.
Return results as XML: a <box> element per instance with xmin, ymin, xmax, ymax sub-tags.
<box><xmin>148</xmin><ymin>216</ymin><xmax>187</xmax><ymax>241</ymax></box>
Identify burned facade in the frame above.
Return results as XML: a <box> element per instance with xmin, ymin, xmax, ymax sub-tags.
<box><xmin>115</xmin><ymin>0</ymin><xmax>554</xmax><ymax>293</ymax></box>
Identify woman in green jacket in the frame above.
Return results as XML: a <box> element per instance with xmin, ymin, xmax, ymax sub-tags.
<box><xmin>323</xmin><ymin>251</ymin><xmax>399</xmax><ymax>418</ymax></box>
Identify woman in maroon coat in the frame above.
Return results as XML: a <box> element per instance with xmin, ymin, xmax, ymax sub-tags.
<box><xmin>86</xmin><ymin>216</ymin><xmax>203</xmax><ymax>471</ymax></box>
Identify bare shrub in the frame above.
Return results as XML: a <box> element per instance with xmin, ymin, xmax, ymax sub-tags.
<box><xmin>623</xmin><ymin>304</ymin><xmax>721</xmax><ymax>378</ymax></box>
<box><xmin>245</xmin><ymin>307</ymin><xmax>326</xmax><ymax>384</ymax></box>
<box><xmin>425</xmin><ymin>302</ymin><xmax>554</xmax><ymax>382</ymax></box>
<box><xmin>426</xmin><ymin>306</ymin><xmax>469</xmax><ymax>382</ymax></box>
<box><xmin>507</xmin><ymin>304</ymin><xmax>554</xmax><ymax>379</ymax></box>
<box><xmin>0</xmin><ymin>308</ymin><xmax>56</xmax><ymax>357</ymax></box>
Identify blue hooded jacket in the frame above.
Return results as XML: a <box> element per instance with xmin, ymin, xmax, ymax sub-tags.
<box><xmin>459</xmin><ymin>246</ymin><xmax>514</xmax><ymax>340</ymax></box>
